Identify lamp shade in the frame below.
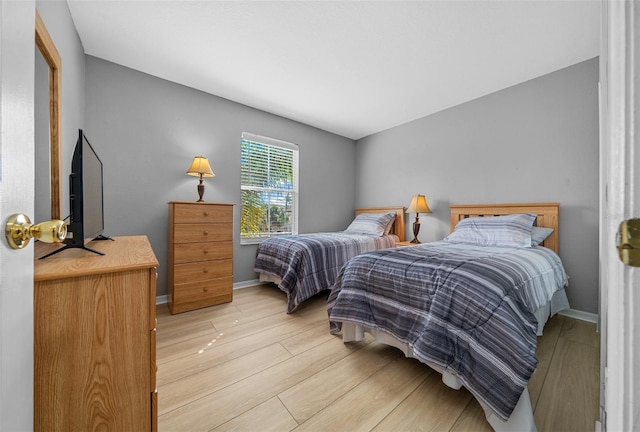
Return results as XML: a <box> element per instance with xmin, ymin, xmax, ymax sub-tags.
<box><xmin>406</xmin><ymin>194</ymin><xmax>432</xmax><ymax>214</ymax></box>
<box><xmin>186</xmin><ymin>156</ymin><xmax>215</xmax><ymax>178</ymax></box>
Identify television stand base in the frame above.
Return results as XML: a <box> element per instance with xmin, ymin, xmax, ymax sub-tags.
<box><xmin>38</xmin><ymin>243</ymin><xmax>105</xmax><ymax>260</ymax></box>
<box><xmin>94</xmin><ymin>234</ymin><xmax>114</xmax><ymax>241</ymax></box>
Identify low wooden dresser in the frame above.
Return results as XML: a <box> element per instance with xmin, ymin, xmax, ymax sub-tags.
<box><xmin>34</xmin><ymin>235</ymin><xmax>159</xmax><ymax>432</ymax></box>
<box><xmin>168</xmin><ymin>201</ymin><xmax>234</xmax><ymax>314</ymax></box>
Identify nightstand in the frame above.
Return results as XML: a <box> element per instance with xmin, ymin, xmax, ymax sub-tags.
<box><xmin>395</xmin><ymin>241</ymin><xmax>416</xmax><ymax>247</ymax></box>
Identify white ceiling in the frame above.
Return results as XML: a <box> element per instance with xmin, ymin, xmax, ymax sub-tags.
<box><xmin>66</xmin><ymin>0</ymin><xmax>600</xmax><ymax>140</ymax></box>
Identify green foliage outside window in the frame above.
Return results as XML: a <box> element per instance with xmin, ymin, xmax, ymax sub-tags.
<box><xmin>240</xmin><ymin>137</ymin><xmax>297</xmax><ymax>242</ymax></box>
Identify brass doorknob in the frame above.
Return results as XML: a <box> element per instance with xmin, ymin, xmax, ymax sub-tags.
<box><xmin>617</xmin><ymin>218</ymin><xmax>640</xmax><ymax>267</ymax></box>
<box><xmin>5</xmin><ymin>213</ymin><xmax>66</xmax><ymax>250</ymax></box>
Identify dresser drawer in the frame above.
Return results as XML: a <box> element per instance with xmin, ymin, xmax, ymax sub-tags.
<box><xmin>173</xmin><ymin>203</ymin><xmax>233</xmax><ymax>224</ymax></box>
<box><xmin>173</xmin><ymin>223</ymin><xmax>232</xmax><ymax>243</ymax></box>
<box><xmin>174</xmin><ymin>259</ymin><xmax>233</xmax><ymax>284</ymax></box>
<box><xmin>172</xmin><ymin>277</ymin><xmax>233</xmax><ymax>311</ymax></box>
<box><xmin>173</xmin><ymin>241</ymin><xmax>232</xmax><ymax>263</ymax></box>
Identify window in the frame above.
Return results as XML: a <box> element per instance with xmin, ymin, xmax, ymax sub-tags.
<box><xmin>240</xmin><ymin>132</ymin><xmax>299</xmax><ymax>244</ymax></box>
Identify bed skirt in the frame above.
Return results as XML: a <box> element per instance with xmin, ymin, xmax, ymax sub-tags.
<box><xmin>259</xmin><ymin>272</ymin><xmax>282</xmax><ymax>285</ymax></box>
<box><xmin>533</xmin><ymin>288</ymin><xmax>570</xmax><ymax>336</ymax></box>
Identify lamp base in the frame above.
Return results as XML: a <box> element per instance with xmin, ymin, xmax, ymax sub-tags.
<box><xmin>411</xmin><ymin>217</ymin><xmax>421</xmax><ymax>244</ymax></box>
<box><xmin>196</xmin><ymin>179</ymin><xmax>205</xmax><ymax>202</ymax></box>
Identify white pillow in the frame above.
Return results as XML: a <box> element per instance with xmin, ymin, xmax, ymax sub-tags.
<box><xmin>531</xmin><ymin>226</ymin><xmax>554</xmax><ymax>246</ymax></box>
<box><xmin>444</xmin><ymin>213</ymin><xmax>536</xmax><ymax>248</ymax></box>
<box><xmin>344</xmin><ymin>212</ymin><xmax>396</xmax><ymax>236</ymax></box>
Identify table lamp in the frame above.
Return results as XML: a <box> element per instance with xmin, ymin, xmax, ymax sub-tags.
<box><xmin>406</xmin><ymin>194</ymin><xmax>432</xmax><ymax>243</ymax></box>
<box><xmin>187</xmin><ymin>156</ymin><xmax>215</xmax><ymax>202</ymax></box>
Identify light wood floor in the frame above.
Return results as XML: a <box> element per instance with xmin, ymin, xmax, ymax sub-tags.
<box><xmin>156</xmin><ymin>285</ymin><xmax>600</xmax><ymax>432</ymax></box>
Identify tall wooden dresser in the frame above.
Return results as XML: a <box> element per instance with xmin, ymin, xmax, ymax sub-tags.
<box><xmin>168</xmin><ymin>201</ymin><xmax>234</xmax><ymax>314</ymax></box>
<box><xmin>34</xmin><ymin>235</ymin><xmax>159</xmax><ymax>432</ymax></box>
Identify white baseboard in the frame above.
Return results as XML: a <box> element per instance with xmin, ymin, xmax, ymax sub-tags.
<box><xmin>233</xmin><ymin>279</ymin><xmax>266</xmax><ymax>290</ymax></box>
<box><xmin>155</xmin><ymin>280</ymin><xmax>267</xmax><ymax>305</ymax></box>
<box><xmin>558</xmin><ymin>308</ymin><xmax>599</xmax><ymax>325</ymax></box>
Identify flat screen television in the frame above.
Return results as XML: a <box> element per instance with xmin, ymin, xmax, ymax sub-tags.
<box><xmin>40</xmin><ymin>129</ymin><xmax>111</xmax><ymax>259</ymax></box>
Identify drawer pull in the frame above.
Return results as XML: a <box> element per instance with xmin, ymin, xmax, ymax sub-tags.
<box><xmin>203</xmin><ymin>230</ymin><xmax>209</xmax><ymax>236</ymax></box>
<box><xmin>203</xmin><ymin>249</ymin><xmax>209</xmax><ymax>254</ymax></box>
<box><xmin>203</xmin><ymin>268</ymin><xmax>209</xmax><ymax>273</ymax></box>
<box><xmin>203</xmin><ymin>286</ymin><xmax>209</xmax><ymax>292</ymax></box>
<box><xmin>204</xmin><ymin>212</ymin><xmax>210</xmax><ymax>217</ymax></box>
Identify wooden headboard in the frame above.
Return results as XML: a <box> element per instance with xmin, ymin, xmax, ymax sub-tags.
<box><xmin>355</xmin><ymin>206</ymin><xmax>406</xmax><ymax>242</ymax></box>
<box><xmin>449</xmin><ymin>202</ymin><xmax>560</xmax><ymax>253</ymax></box>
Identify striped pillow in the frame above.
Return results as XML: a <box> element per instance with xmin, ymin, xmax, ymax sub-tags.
<box><xmin>531</xmin><ymin>226</ymin><xmax>554</xmax><ymax>246</ymax></box>
<box><xmin>444</xmin><ymin>213</ymin><xmax>536</xmax><ymax>248</ymax></box>
<box><xmin>344</xmin><ymin>212</ymin><xmax>396</xmax><ymax>237</ymax></box>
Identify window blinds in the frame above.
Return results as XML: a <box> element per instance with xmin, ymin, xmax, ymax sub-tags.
<box><xmin>240</xmin><ymin>132</ymin><xmax>299</xmax><ymax>243</ymax></box>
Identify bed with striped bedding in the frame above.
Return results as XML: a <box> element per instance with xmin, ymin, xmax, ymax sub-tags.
<box><xmin>255</xmin><ymin>206</ymin><xmax>405</xmax><ymax>313</ymax></box>
<box><xmin>327</xmin><ymin>240</ymin><xmax>569</xmax><ymax>429</ymax></box>
<box><xmin>255</xmin><ymin>232</ymin><xmax>398</xmax><ymax>313</ymax></box>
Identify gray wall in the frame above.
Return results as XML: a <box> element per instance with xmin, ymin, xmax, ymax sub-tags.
<box><xmin>35</xmin><ymin>5</ymin><xmax>598</xmax><ymax>315</ymax></box>
<box><xmin>355</xmin><ymin>57</ymin><xmax>599</xmax><ymax>314</ymax></box>
<box><xmin>84</xmin><ymin>56</ymin><xmax>356</xmax><ymax>297</ymax></box>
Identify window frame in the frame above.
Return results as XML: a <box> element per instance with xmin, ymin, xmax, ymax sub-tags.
<box><xmin>240</xmin><ymin>132</ymin><xmax>299</xmax><ymax>245</ymax></box>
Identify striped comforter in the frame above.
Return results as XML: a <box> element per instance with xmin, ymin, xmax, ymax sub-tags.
<box><xmin>327</xmin><ymin>241</ymin><xmax>568</xmax><ymax>421</ymax></box>
<box><xmin>255</xmin><ymin>232</ymin><xmax>398</xmax><ymax>313</ymax></box>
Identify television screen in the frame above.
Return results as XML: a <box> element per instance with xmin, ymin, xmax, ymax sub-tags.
<box><xmin>40</xmin><ymin>129</ymin><xmax>108</xmax><ymax>259</ymax></box>
<box><xmin>80</xmin><ymin>135</ymin><xmax>104</xmax><ymax>241</ymax></box>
